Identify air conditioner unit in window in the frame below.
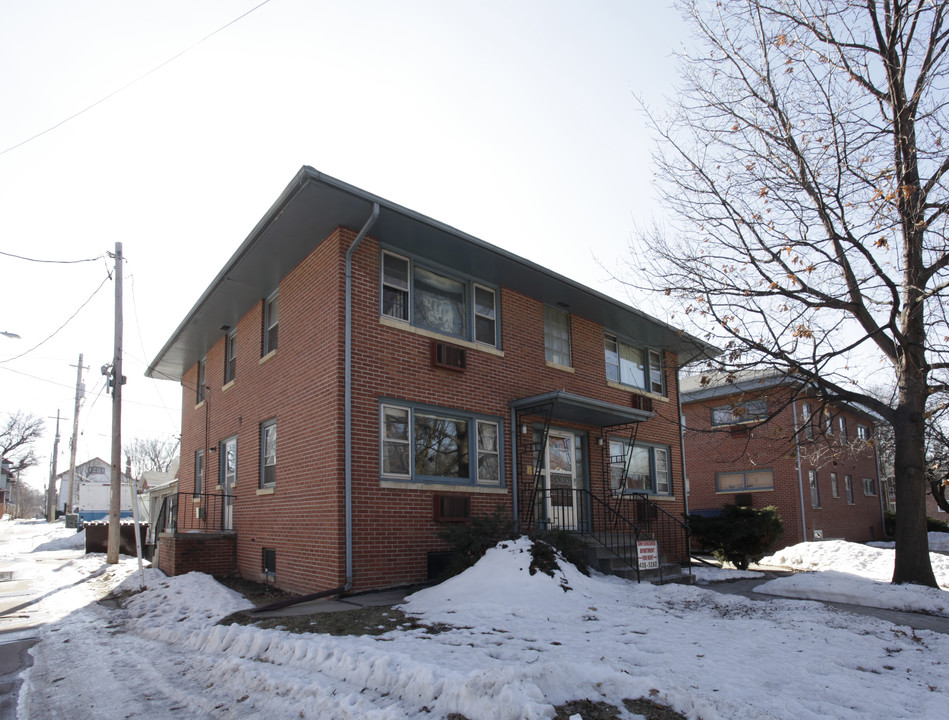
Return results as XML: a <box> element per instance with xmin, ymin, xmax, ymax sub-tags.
<box><xmin>431</xmin><ymin>340</ymin><xmax>466</xmax><ymax>371</ymax></box>
<box><xmin>433</xmin><ymin>494</ymin><xmax>471</xmax><ymax>522</ymax></box>
<box><xmin>631</xmin><ymin>394</ymin><xmax>654</xmax><ymax>412</ymax></box>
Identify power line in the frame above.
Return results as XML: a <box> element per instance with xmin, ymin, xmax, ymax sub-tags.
<box><xmin>0</xmin><ymin>0</ymin><xmax>274</xmax><ymax>157</ymax></box>
<box><xmin>0</xmin><ymin>274</ymin><xmax>111</xmax><ymax>365</ymax></box>
<box><xmin>0</xmin><ymin>250</ymin><xmax>104</xmax><ymax>264</ymax></box>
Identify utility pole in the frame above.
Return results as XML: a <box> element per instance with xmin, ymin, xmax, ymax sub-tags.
<box><xmin>65</xmin><ymin>354</ymin><xmax>86</xmax><ymax>515</ymax></box>
<box><xmin>107</xmin><ymin>243</ymin><xmax>124</xmax><ymax>564</ymax></box>
<box><xmin>46</xmin><ymin>410</ymin><xmax>61</xmax><ymax>521</ymax></box>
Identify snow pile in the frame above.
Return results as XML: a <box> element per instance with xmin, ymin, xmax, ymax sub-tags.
<box><xmin>33</xmin><ymin>528</ymin><xmax>85</xmax><ymax>551</ymax></box>
<box><xmin>692</xmin><ymin>566</ymin><xmax>764</xmax><ymax>583</ymax></box>
<box><xmin>870</xmin><ymin>531</ymin><xmax>949</xmax><ymax>553</ymax></box>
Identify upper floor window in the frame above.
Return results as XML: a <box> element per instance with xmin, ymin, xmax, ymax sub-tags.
<box><xmin>809</xmin><ymin>469</ymin><xmax>820</xmax><ymax>508</ymax></box>
<box><xmin>260</xmin><ymin>419</ymin><xmax>276</xmax><ymax>487</ymax></box>
<box><xmin>380</xmin><ymin>402</ymin><xmax>502</xmax><ymax>486</ymax></box>
<box><xmin>609</xmin><ymin>439</ymin><xmax>671</xmax><ymax>495</ymax></box>
<box><xmin>224</xmin><ymin>330</ymin><xmax>237</xmax><ymax>384</ymax></box>
<box><xmin>844</xmin><ymin>474</ymin><xmax>854</xmax><ymax>504</ymax></box>
<box><xmin>801</xmin><ymin>402</ymin><xmax>813</xmax><ymax>439</ymax></box>
<box><xmin>196</xmin><ymin>357</ymin><xmax>206</xmax><ymax>403</ymax></box>
<box><xmin>830</xmin><ymin>472</ymin><xmax>839</xmax><ymax>498</ymax></box>
<box><xmin>381</xmin><ymin>251</ymin><xmax>498</xmax><ymax>346</ymax></box>
<box><xmin>544</xmin><ymin>306</ymin><xmax>571</xmax><ymax>366</ymax></box>
<box><xmin>862</xmin><ymin>477</ymin><xmax>876</xmax><ymax>495</ymax></box>
<box><xmin>263</xmin><ymin>291</ymin><xmax>278</xmax><ymax>354</ymax></box>
<box><xmin>604</xmin><ymin>334</ymin><xmax>665</xmax><ymax>395</ymax></box>
<box><xmin>838</xmin><ymin>416</ymin><xmax>847</xmax><ymax>440</ymax></box>
<box><xmin>857</xmin><ymin>424</ymin><xmax>869</xmax><ymax>441</ymax></box>
<box><xmin>195</xmin><ymin>449</ymin><xmax>204</xmax><ymax>494</ymax></box>
<box><xmin>716</xmin><ymin>469</ymin><xmax>774</xmax><ymax>492</ymax></box>
<box><xmin>711</xmin><ymin>399</ymin><xmax>767</xmax><ymax>426</ymax></box>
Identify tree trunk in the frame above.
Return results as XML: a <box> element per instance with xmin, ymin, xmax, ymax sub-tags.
<box><xmin>891</xmin><ymin>406</ymin><xmax>938</xmax><ymax>587</ymax></box>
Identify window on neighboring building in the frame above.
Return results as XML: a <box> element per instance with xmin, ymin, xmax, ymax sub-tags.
<box><xmin>196</xmin><ymin>357</ymin><xmax>206</xmax><ymax>403</ymax></box>
<box><xmin>224</xmin><ymin>330</ymin><xmax>237</xmax><ymax>384</ymax></box>
<box><xmin>845</xmin><ymin>474</ymin><xmax>854</xmax><ymax>504</ymax></box>
<box><xmin>862</xmin><ymin>477</ymin><xmax>876</xmax><ymax>495</ymax></box>
<box><xmin>604</xmin><ymin>334</ymin><xmax>666</xmax><ymax>396</ymax></box>
<box><xmin>609</xmin><ymin>439</ymin><xmax>672</xmax><ymax>495</ymax></box>
<box><xmin>711</xmin><ymin>399</ymin><xmax>768</xmax><ymax>426</ymax></box>
<box><xmin>380</xmin><ymin>403</ymin><xmax>502</xmax><ymax>486</ymax></box>
<box><xmin>809</xmin><ymin>470</ymin><xmax>821</xmax><ymax>508</ymax></box>
<box><xmin>263</xmin><ymin>291</ymin><xmax>278</xmax><ymax>354</ymax></box>
<box><xmin>801</xmin><ymin>402</ymin><xmax>814</xmax><ymax>439</ymax></box>
<box><xmin>220</xmin><ymin>436</ymin><xmax>237</xmax><ymax>487</ymax></box>
<box><xmin>716</xmin><ymin>469</ymin><xmax>774</xmax><ymax>492</ymax></box>
<box><xmin>544</xmin><ymin>306</ymin><xmax>571</xmax><ymax>366</ymax></box>
<box><xmin>857</xmin><ymin>424</ymin><xmax>869</xmax><ymax>441</ymax></box>
<box><xmin>380</xmin><ymin>251</ymin><xmax>499</xmax><ymax>346</ymax></box>
<box><xmin>195</xmin><ymin>449</ymin><xmax>204</xmax><ymax>495</ymax></box>
<box><xmin>838</xmin><ymin>416</ymin><xmax>848</xmax><ymax>440</ymax></box>
<box><xmin>260</xmin><ymin>419</ymin><xmax>276</xmax><ymax>487</ymax></box>
<box><xmin>830</xmin><ymin>472</ymin><xmax>839</xmax><ymax>498</ymax></box>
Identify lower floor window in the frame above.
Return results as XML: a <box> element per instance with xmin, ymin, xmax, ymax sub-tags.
<box><xmin>262</xmin><ymin>548</ymin><xmax>276</xmax><ymax>580</ymax></box>
<box><xmin>716</xmin><ymin>469</ymin><xmax>774</xmax><ymax>492</ymax></box>
<box><xmin>381</xmin><ymin>402</ymin><xmax>502</xmax><ymax>486</ymax></box>
<box><xmin>609</xmin><ymin>439</ymin><xmax>671</xmax><ymax>495</ymax></box>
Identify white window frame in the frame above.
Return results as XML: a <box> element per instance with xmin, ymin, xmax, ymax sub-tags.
<box><xmin>801</xmin><ymin>403</ymin><xmax>813</xmax><ymax>439</ymax></box>
<box><xmin>604</xmin><ymin>333</ymin><xmax>666</xmax><ymax>396</ymax></box>
<box><xmin>544</xmin><ymin>305</ymin><xmax>571</xmax><ymax>366</ymax></box>
<box><xmin>220</xmin><ymin>436</ymin><xmax>238</xmax><ymax>488</ymax></box>
<box><xmin>264</xmin><ymin>290</ymin><xmax>279</xmax><ymax>354</ymax></box>
<box><xmin>711</xmin><ymin>399</ymin><xmax>768</xmax><ymax>426</ymax></box>
<box><xmin>838</xmin><ymin>416</ymin><xmax>848</xmax><ymax>440</ymax></box>
<box><xmin>380</xmin><ymin>250</ymin><xmax>499</xmax><ymax>347</ymax></box>
<box><xmin>857</xmin><ymin>424</ymin><xmax>869</xmax><ymax>441</ymax></box>
<box><xmin>260</xmin><ymin>419</ymin><xmax>276</xmax><ymax>487</ymax></box>
<box><xmin>380</xmin><ymin>402</ymin><xmax>504</xmax><ymax>487</ymax></box>
<box><xmin>862</xmin><ymin>477</ymin><xmax>876</xmax><ymax>496</ymax></box>
<box><xmin>609</xmin><ymin>439</ymin><xmax>673</xmax><ymax>496</ymax></box>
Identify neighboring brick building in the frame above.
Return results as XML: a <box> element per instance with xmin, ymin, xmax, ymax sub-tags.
<box><xmin>681</xmin><ymin>370</ymin><xmax>886</xmax><ymax>547</ymax></box>
<box><xmin>146</xmin><ymin>167</ymin><xmax>714</xmax><ymax>594</ymax></box>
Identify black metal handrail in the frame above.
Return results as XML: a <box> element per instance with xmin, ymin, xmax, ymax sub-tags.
<box><xmin>172</xmin><ymin>492</ymin><xmax>233</xmax><ymax>532</ymax></box>
<box><xmin>519</xmin><ymin>485</ymin><xmax>691</xmax><ymax>582</ymax></box>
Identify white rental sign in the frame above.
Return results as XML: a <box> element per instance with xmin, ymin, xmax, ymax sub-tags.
<box><xmin>637</xmin><ymin>540</ymin><xmax>659</xmax><ymax>570</ymax></box>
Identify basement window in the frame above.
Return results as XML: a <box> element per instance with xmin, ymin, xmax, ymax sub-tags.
<box><xmin>262</xmin><ymin>548</ymin><xmax>276</xmax><ymax>581</ymax></box>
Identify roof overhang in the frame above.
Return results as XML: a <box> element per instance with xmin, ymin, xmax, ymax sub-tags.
<box><xmin>147</xmin><ymin>167</ymin><xmax>719</xmax><ymax>381</ymax></box>
<box><xmin>511</xmin><ymin>391</ymin><xmax>653</xmax><ymax>427</ymax></box>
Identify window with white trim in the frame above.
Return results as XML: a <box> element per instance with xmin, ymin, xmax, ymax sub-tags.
<box><xmin>809</xmin><ymin>470</ymin><xmax>820</xmax><ymax>508</ymax></box>
<box><xmin>711</xmin><ymin>399</ymin><xmax>767</xmax><ymax>426</ymax></box>
<box><xmin>263</xmin><ymin>291</ymin><xmax>278</xmax><ymax>354</ymax></box>
<box><xmin>380</xmin><ymin>250</ymin><xmax>499</xmax><ymax>346</ymax></box>
<box><xmin>801</xmin><ymin>403</ymin><xmax>813</xmax><ymax>439</ymax></box>
<box><xmin>844</xmin><ymin>474</ymin><xmax>854</xmax><ymax>504</ymax></box>
<box><xmin>604</xmin><ymin>334</ymin><xmax>665</xmax><ymax>396</ymax></box>
<box><xmin>716</xmin><ymin>469</ymin><xmax>774</xmax><ymax>492</ymax></box>
<box><xmin>544</xmin><ymin>306</ymin><xmax>571</xmax><ymax>366</ymax></box>
<box><xmin>857</xmin><ymin>424</ymin><xmax>869</xmax><ymax>441</ymax></box>
<box><xmin>260</xmin><ymin>419</ymin><xmax>276</xmax><ymax>487</ymax></box>
<box><xmin>609</xmin><ymin>439</ymin><xmax>672</xmax><ymax>495</ymax></box>
<box><xmin>830</xmin><ymin>472</ymin><xmax>839</xmax><ymax>498</ymax></box>
<box><xmin>195</xmin><ymin>449</ymin><xmax>204</xmax><ymax>495</ymax></box>
<box><xmin>838</xmin><ymin>416</ymin><xmax>848</xmax><ymax>440</ymax></box>
<box><xmin>381</xmin><ymin>402</ymin><xmax>503</xmax><ymax>486</ymax></box>
<box><xmin>220</xmin><ymin>436</ymin><xmax>237</xmax><ymax>488</ymax></box>
<box><xmin>862</xmin><ymin>477</ymin><xmax>876</xmax><ymax>495</ymax></box>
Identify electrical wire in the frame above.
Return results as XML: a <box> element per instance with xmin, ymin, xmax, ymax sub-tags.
<box><xmin>0</xmin><ymin>0</ymin><xmax>274</xmax><ymax>157</ymax></box>
<box><xmin>0</xmin><ymin>274</ymin><xmax>111</xmax><ymax>365</ymax></box>
<box><xmin>0</xmin><ymin>250</ymin><xmax>104</xmax><ymax>264</ymax></box>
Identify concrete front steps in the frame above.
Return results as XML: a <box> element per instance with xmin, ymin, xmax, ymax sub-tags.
<box><xmin>580</xmin><ymin>534</ymin><xmax>693</xmax><ymax>585</ymax></box>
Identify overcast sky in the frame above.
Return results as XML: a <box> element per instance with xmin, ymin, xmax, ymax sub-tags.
<box><xmin>0</xmin><ymin>0</ymin><xmax>691</xmax><ymax>490</ymax></box>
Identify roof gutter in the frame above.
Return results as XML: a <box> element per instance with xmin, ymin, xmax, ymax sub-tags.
<box><xmin>344</xmin><ymin>202</ymin><xmax>380</xmax><ymax>591</ymax></box>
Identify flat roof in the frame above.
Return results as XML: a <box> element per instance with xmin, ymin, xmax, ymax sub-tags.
<box><xmin>147</xmin><ymin>167</ymin><xmax>719</xmax><ymax>381</ymax></box>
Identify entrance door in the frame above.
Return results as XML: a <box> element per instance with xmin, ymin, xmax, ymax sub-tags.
<box><xmin>544</xmin><ymin>432</ymin><xmax>580</xmax><ymax>530</ymax></box>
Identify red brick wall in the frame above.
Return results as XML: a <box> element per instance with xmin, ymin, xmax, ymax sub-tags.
<box><xmin>683</xmin><ymin>386</ymin><xmax>885</xmax><ymax>547</ymax></box>
<box><xmin>176</xmin><ymin>227</ymin><xmax>689</xmax><ymax>594</ymax></box>
<box><xmin>157</xmin><ymin>533</ymin><xmax>236</xmax><ymax>577</ymax></box>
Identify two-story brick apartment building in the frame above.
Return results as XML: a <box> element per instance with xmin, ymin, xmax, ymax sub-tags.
<box><xmin>146</xmin><ymin>168</ymin><xmax>715</xmax><ymax>595</ymax></box>
<box><xmin>681</xmin><ymin>370</ymin><xmax>886</xmax><ymax>547</ymax></box>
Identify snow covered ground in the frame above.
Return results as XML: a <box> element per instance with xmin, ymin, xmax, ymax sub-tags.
<box><xmin>3</xmin><ymin>519</ymin><xmax>949</xmax><ymax>720</ymax></box>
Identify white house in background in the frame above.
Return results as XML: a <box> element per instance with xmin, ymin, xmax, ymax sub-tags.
<box><xmin>55</xmin><ymin>457</ymin><xmax>138</xmax><ymax>520</ymax></box>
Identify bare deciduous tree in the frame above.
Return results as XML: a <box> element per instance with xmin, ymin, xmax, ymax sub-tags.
<box><xmin>0</xmin><ymin>411</ymin><xmax>44</xmax><ymax>474</ymax></box>
<box><xmin>633</xmin><ymin>1</ymin><xmax>949</xmax><ymax>586</ymax></box>
<box><xmin>123</xmin><ymin>435</ymin><xmax>179</xmax><ymax>480</ymax></box>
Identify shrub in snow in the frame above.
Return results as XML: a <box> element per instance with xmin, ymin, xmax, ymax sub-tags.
<box><xmin>436</xmin><ymin>506</ymin><xmax>516</xmax><ymax>578</ymax></box>
<box><xmin>688</xmin><ymin>505</ymin><xmax>784</xmax><ymax>570</ymax></box>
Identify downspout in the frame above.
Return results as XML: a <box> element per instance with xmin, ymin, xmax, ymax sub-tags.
<box><xmin>344</xmin><ymin>202</ymin><xmax>380</xmax><ymax>591</ymax></box>
<box><xmin>791</xmin><ymin>400</ymin><xmax>808</xmax><ymax>542</ymax></box>
<box><xmin>675</xmin><ymin>365</ymin><xmax>689</xmax><ymax>517</ymax></box>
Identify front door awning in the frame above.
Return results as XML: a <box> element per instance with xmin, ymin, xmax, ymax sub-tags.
<box><xmin>511</xmin><ymin>391</ymin><xmax>653</xmax><ymax>428</ymax></box>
